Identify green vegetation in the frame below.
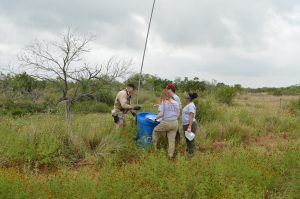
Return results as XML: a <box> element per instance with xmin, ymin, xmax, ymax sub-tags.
<box><xmin>246</xmin><ymin>85</ymin><xmax>300</xmax><ymax>96</ymax></box>
<box><xmin>289</xmin><ymin>97</ymin><xmax>300</xmax><ymax>116</ymax></box>
<box><xmin>1</xmin><ymin>27</ymin><xmax>299</xmax><ymax>198</ymax></box>
<box><xmin>215</xmin><ymin>85</ymin><xmax>238</xmax><ymax>105</ymax></box>
<box><xmin>1</xmin><ymin>145</ymin><xmax>299</xmax><ymax>198</ymax></box>
<box><xmin>0</xmin><ymin>72</ymin><xmax>300</xmax><ymax>198</ymax></box>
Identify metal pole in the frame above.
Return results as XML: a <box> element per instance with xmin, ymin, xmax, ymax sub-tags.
<box><xmin>137</xmin><ymin>0</ymin><xmax>156</xmax><ymax>104</ymax></box>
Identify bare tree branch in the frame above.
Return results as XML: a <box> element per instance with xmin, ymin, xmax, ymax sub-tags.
<box><xmin>18</xmin><ymin>28</ymin><xmax>132</xmax><ymax>135</ymax></box>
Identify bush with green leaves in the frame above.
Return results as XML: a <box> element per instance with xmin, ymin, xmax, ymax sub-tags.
<box><xmin>216</xmin><ymin>86</ymin><xmax>238</xmax><ymax>105</ymax></box>
<box><xmin>11</xmin><ymin>72</ymin><xmax>46</xmax><ymax>93</ymax></box>
<box><xmin>0</xmin><ymin>96</ymin><xmax>45</xmax><ymax>116</ymax></box>
<box><xmin>194</xmin><ymin>98</ymin><xmax>220</xmax><ymax>123</ymax></box>
<box><xmin>95</xmin><ymin>90</ymin><xmax>115</xmax><ymax>105</ymax></box>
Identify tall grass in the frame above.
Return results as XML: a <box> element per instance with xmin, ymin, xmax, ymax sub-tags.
<box><xmin>195</xmin><ymin>94</ymin><xmax>300</xmax><ymax>145</ymax></box>
<box><xmin>0</xmin><ymin>114</ymin><xmax>133</xmax><ymax>169</ymax></box>
<box><xmin>0</xmin><ymin>142</ymin><xmax>299</xmax><ymax>198</ymax></box>
<box><xmin>0</xmin><ymin>94</ymin><xmax>300</xmax><ymax>198</ymax></box>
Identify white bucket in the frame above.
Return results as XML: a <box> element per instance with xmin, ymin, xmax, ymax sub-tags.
<box><xmin>185</xmin><ymin>131</ymin><xmax>195</xmax><ymax>141</ymax></box>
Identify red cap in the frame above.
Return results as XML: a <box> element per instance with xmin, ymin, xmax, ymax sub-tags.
<box><xmin>166</xmin><ymin>83</ymin><xmax>176</xmax><ymax>90</ymax></box>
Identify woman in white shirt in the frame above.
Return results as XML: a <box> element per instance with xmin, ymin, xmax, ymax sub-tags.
<box><xmin>182</xmin><ymin>93</ymin><xmax>198</xmax><ymax>156</ymax></box>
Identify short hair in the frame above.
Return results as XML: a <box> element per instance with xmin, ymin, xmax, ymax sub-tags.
<box><xmin>188</xmin><ymin>93</ymin><xmax>198</xmax><ymax>100</ymax></box>
<box><xmin>127</xmin><ymin>83</ymin><xmax>136</xmax><ymax>90</ymax></box>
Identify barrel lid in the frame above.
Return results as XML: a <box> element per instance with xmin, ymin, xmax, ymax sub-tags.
<box><xmin>137</xmin><ymin>112</ymin><xmax>160</xmax><ymax>124</ymax></box>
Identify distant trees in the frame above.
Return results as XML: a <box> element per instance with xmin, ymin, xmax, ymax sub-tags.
<box><xmin>246</xmin><ymin>85</ymin><xmax>300</xmax><ymax>96</ymax></box>
<box><xmin>0</xmin><ymin>72</ymin><xmax>46</xmax><ymax>116</ymax></box>
<box><xmin>0</xmin><ymin>73</ymin><xmax>12</xmax><ymax>92</ymax></box>
<box><xmin>127</xmin><ymin>73</ymin><xmax>169</xmax><ymax>91</ymax></box>
<box><xmin>0</xmin><ymin>72</ymin><xmax>45</xmax><ymax>100</ymax></box>
<box><xmin>127</xmin><ymin>74</ymin><xmax>243</xmax><ymax>105</ymax></box>
<box><xmin>176</xmin><ymin>77</ymin><xmax>206</xmax><ymax>92</ymax></box>
<box><xmin>11</xmin><ymin>72</ymin><xmax>45</xmax><ymax>93</ymax></box>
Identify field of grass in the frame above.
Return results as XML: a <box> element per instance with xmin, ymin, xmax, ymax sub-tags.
<box><xmin>0</xmin><ymin>93</ymin><xmax>299</xmax><ymax>198</ymax></box>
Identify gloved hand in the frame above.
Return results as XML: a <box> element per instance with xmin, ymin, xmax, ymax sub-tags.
<box><xmin>131</xmin><ymin>111</ymin><xmax>137</xmax><ymax>117</ymax></box>
<box><xmin>133</xmin><ymin>106</ymin><xmax>141</xmax><ymax>111</ymax></box>
<box><xmin>112</xmin><ymin>115</ymin><xmax>119</xmax><ymax>124</ymax></box>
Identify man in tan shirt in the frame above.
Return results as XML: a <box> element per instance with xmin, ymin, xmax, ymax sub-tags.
<box><xmin>112</xmin><ymin>83</ymin><xmax>141</xmax><ymax>128</ymax></box>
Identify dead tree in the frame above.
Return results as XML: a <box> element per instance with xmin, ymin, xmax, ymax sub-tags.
<box><xmin>19</xmin><ymin>29</ymin><xmax>131</xmax><ymax>140</ymax></box>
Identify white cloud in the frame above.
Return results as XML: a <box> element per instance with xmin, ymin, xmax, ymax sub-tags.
<box><xmin>0</xmin><ymin>0</ymin><xmax>300</xmax><ymax>87</ymax></box>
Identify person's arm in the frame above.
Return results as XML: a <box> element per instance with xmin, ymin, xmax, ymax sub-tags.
<box><xmin>149</xmin><ymin>111</ymin><xmax>163</xmax><ymax>121</ymax></box>
<box><xmin>187</xmin><ymin>112</ymin><xmax>195</xmax><ymax>132</ymax></box>
<box><xmin>155</xmin><ymin>112</ymin><xmax>164</xmax><ymax>120</ymax></box>
<box><xmin>118</xmin><ymin>92</ymin><xmax>133</xmax><ymax>110</ymax></box>
<box><xmin>149</xmin><ymin>103</ymin><xmax>164</xmax><ymax>121</ymax></box>
<box><xmin>174</xmin><ymin>95</ymin><xmax>182</xmax><ymax>110</ymax></box>
<box><xmin>156</xmin><ymin>103</ymin><xmax>164</xmax><ymax>120</ymax></box>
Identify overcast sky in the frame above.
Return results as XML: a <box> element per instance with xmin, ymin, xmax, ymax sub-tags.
<box><xmin>0</xmin><ymin>0</ymin><xmax>300</xmax><ymax>88</ymax></box>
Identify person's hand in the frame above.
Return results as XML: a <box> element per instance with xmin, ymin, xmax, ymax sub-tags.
<box><xmin>187</xmin><ymin>126</ymin><xmax>192</xmax><ymax>132</ymax></box>
<box><xmin>133</xmin><ymin>106</ymin><xmax>141</xmax><ymax>111</ymax></box>
<box><xmin>148</xmin><ymin>117</ymin><xmax>156</xmax><ymax>121</ymax></box>
<box><xmin>112</xmin><ymin>115</ymin><xmax>119</xmax><ymax>123</ymax></box>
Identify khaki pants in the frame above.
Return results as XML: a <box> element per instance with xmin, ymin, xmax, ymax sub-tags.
<box><xmin>112</xmin><ymin>111</ymin><xmax>126</xmax><ymax>128</ymax></box>
<box><xmin>152</xmin><ymin>120</ymin><xmax>178</xmax><ymax>158</ymax></box>
<box><xmin>117</xmin><ymin>112</ymin><xmax>126</xmax><ymax>128</ymax></box>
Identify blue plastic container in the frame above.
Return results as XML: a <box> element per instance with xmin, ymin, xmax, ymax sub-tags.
<box><xmin>136</xmin><ymin>112</ymin><xmax>159</xmax><ymax>148</ymax></box>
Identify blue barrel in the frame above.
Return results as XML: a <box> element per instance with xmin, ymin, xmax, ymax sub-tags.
<box><xmin>136</xmin><ymin>112</ymin><xmax>159</xmax><ymax>148</ymax></box>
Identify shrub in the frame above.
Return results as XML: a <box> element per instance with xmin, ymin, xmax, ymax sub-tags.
<box><xmin>11</xmin><ymin>72</ymin><xmax>39</xmax><ymax>93</ymax></box>
<box><xmin>95</xmin><ymin>90</ymin><xmax>115</xmax><ymax>105</ymax></box>
<box><xmin>272</xmin><ymin>89</ymin><xmax>283</xmax><ymax>96</ymax></box>
<box><xmin>216</xmin><ymin>86</ymin><xmax>237</xmax><ymax>105</ymax></box>
<box><xmin>0</xmin><ymin>98</ymin><xmax>45</xmax><ymax>116</ymax></box>
<box><xmin>195</xmin><ymin>98</ymin><xmax>219</xmax><ymax>123</ymax></box>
